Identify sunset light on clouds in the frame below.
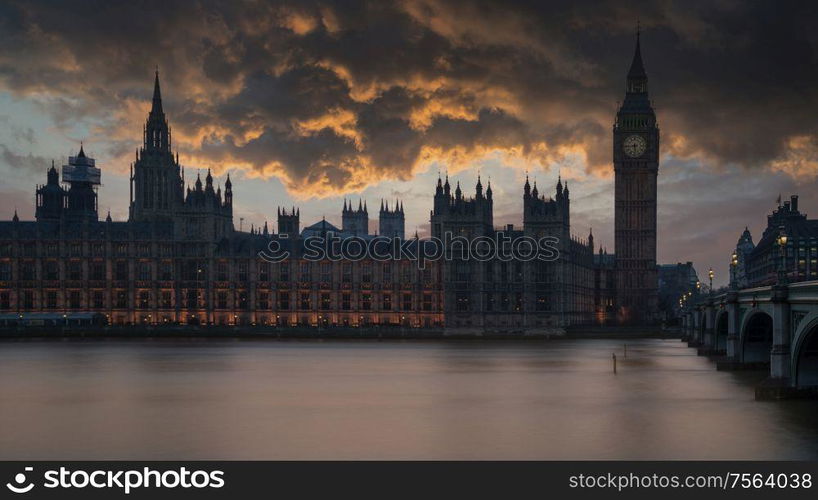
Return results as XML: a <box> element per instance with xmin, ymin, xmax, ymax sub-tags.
<box><xmin>0</xmin><ymin>0</ymin><xmax>817</xmax><ymax>285</ymax></box>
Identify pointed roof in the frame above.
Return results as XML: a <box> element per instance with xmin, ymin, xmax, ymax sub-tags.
<box><xmin>151</xmin><ymin>68</ymin><xmax>163</xmax><ymax>114</ymax></box>
<box><xmin>78</xmin><ymin>142</ymin><xmax>86</xmax><ymax>158</ymax></box>
<box><xmin>304</xmin><ymin>219</ymin><xmax>340</xmax><ymax>232</ymax></box>
<box><xmin>628</xmin><ymin>27</ymin><xmax>646</xmax><ymax>80</ymax></box>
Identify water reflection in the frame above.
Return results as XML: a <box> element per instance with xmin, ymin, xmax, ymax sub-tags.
<box><xmin>0</xmin><ymin>338</ymin><xmax>816</xmax><ymax>459</ymax></box>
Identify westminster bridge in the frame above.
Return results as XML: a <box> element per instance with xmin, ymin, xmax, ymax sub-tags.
<box><xmin>682</xmin><ymin>280</ymin><xmax>818</xmax><ymax>398</ymax></box>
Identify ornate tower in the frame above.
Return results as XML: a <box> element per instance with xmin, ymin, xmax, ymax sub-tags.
<box><xmin>130</xmin><ymin>70</ymin><xmax>184</xmax><ymax>221</ymax></box>
<box><xmin>429</xmin><ymin>175</ymin><xmax>493</xmax><ymax>239</ymax></box>
<box><xmin>379</xmin><ymin>199</ymin><xmax>405</xmax><ymax>238</ymax></box>
<box><xmin>342</xmin><ymin>199</ymin><xmax>369</xmax><ymax>236</ymax></box>
<box><xmin>62</xmin><ymin>144</ymin><xmax>101</xmax><ymax>221</ymax></box>
<box><xmin>35</xmin><ymin>161</ymin><xmax>66</xmax><ymax>221</ymax></box>
<box><xmin>277</xmin><ymin>207</ymin><xmax>300</xmax><ymax>238</ymax></box>
<box><xmin>614</xmin><ymin>30</ymin><xmax>660</xmax><ymax>324</ymax></box>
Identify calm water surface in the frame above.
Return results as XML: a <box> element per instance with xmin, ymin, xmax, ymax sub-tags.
<box><xmin>1</xmin><ymin>338</ymin><xmax>817</xmax><ymax>459</ymax></box>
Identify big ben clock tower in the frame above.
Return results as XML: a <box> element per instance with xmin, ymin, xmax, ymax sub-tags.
<box><xmin>614</xmin><ymin>29</ymin><xmax>659</xmax><ymax>324</ymax></box>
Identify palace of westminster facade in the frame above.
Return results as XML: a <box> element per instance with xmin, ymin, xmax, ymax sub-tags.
<box><xmin>0</xmin><ymin>35</ymin><xmax>659</xmax><ymax>329</ymax></box>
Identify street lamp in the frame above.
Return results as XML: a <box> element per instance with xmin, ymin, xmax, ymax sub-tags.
<box><xmin>730</xmin><ymin>252</ymin><xmax>738</xmax><ymax>289</ymax></box>
<box><xmin>777</xmin><ymin>224</ymin><xmax>788</xmax><ymax>284</ymax></box>
<box><xmin>708</xmin><ymin>268</ymin><xmax>714</xmax><ymax>296</ymax></box>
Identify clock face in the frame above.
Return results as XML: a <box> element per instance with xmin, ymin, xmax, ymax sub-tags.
<box><xmin>623</xmin><ymin>134</ymin><xmax>647</xmax><ymax>158</ymax></box>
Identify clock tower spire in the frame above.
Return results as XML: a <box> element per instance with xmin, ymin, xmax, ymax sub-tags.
<box><xmin>613</xmin><ymin>27</ymin><xmax>660</xmax><ymax>324</ymax></box>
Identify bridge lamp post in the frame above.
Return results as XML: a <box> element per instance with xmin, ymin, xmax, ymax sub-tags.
<box><xmin>730</xmin><ymin>252</ymin><xmax>738</xmax><ymax>289</ymax></box>
<box><xmin>708</xmin><ymin>268</ymin><xmax>714</xmax><ymax>297</ymax></box>
<box><xmin>777</xmin><ymin>225</ymin><xmax>788</xmax><ymax>285</ymax></box>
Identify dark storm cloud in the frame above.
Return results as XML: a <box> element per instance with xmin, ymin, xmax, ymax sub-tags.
<box><xmin>0</xmin><ymin>145</ymin><xmax>50</xmax><ymax>173</ymax></box>
<box><xmin>0</xmin><ymin>0</ymin><xmax>817</xmax><ymax>195</ymax></box>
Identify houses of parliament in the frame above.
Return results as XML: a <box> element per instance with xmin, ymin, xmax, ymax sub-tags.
<box><xmin>0</xmin><ymin>35</ymin><xmax>659</xmax><ymax>329</ymax></box>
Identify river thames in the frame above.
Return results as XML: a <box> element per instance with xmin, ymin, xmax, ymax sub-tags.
<box><xmin>1</xmin><ymin>338</ymin><xmax>817</xmax><ymax>460</ymax></box>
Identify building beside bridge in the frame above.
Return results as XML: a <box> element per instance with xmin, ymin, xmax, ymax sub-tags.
<box><xmin>730</xmin><ymin>195</ymin><xmax>818</xmax><ymax>288</ymax></box>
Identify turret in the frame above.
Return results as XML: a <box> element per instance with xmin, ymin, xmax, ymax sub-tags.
<box><xmin>342</xmin><ymin>198</ymin><xmax>369</xmax><ymax>236</ymax></box>
<box><xmin>379</xmin><ymin>197</ymin><xmax>406</xmax><ymax>239</ymax></box>
<box><xmin>62</xmin><ymin>143</ymin><xmax>101</xmax><ymax>221</ymax></box>
<box><xmin>277</xmin><ymin>206</ymin><xmax>300</xmax><ymax>238</ymax></box>
<box><xmin>224</xmin><ymin>173</ymin><xmax>232</xmax><ymax>205</ymax></box>
<box><xmin>36</xmin><ymin>160</ymin><xmax>66</xmax><ymax>222</ymax></box>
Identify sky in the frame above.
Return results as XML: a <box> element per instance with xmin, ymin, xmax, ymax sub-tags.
<box><xmin>0</xmin><ymin>0</ymin><xmax>817</xmax><ymax>286</ymax></box>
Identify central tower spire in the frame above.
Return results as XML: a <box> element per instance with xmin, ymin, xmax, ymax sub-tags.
<box><xmin>131</xmin><ymin>70</ymin><xmax>182</xmax><ymax>222</ymax></box>
<box><xmin>144</xmin><ymin>69</ymin><xmax>170</xmax><ymax>153</ymax></box>
<box><xmin>151</xmin><ymin>68</ymin><xmax>163</xmax><ymax>114</ymax></box>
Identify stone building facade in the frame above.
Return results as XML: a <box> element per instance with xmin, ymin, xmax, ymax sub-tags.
<box><xmin>0</xmin><ymin>35</ymin><xmax>663</xmax><ymax>329</ymax></box>
<box><xmin>429</xmin><ymin>174</ymin><xmax>596</xmax><ymax>329</ymax></box>
<box><xmin>731</xmin><ymin>195</ymin><xmax>818</xmax><ymax>288</ymax></box>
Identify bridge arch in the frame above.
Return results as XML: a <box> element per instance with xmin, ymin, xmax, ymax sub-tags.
<box><xmin>714</xmin><ymin>309</ymin><xmax>728</xmax><ymax>352</ymax></box>
<box><xmin>740</xmin><ymin>309</ymin><xmax>773</xmax><ymax>363</ymax></box>
<box><xmin>792</xmin><ymin>312</ymin><xmax>818</xmax><ymax>387</ymax></box>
